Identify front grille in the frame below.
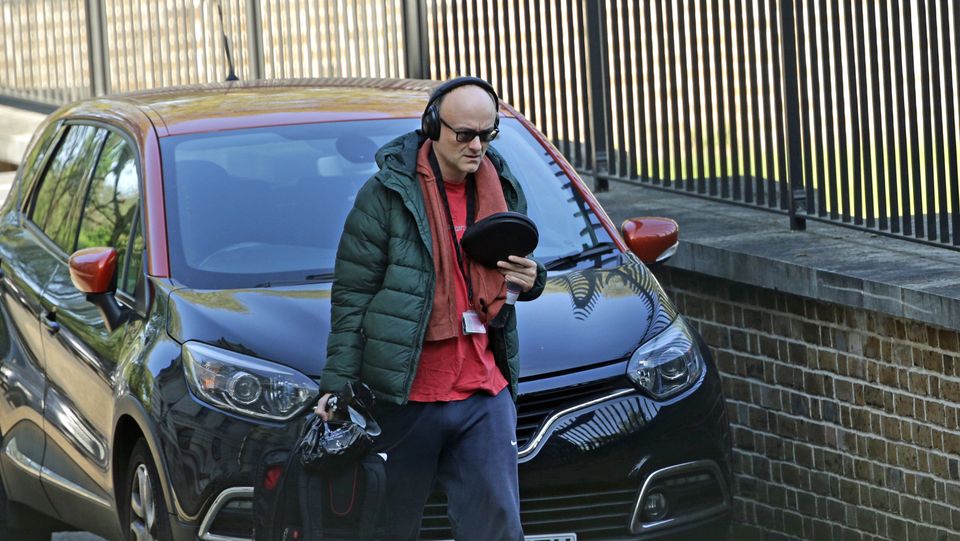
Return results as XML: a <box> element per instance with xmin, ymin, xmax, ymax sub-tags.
<box><xmin>515</xmin><ymin>377</ymin><xmax>627</xmax><ymax>448</ymax></box>
<box><xmin>420</xmin><ymin>482</ymin><xmax>637</xmax><ymax>540</ymax></box>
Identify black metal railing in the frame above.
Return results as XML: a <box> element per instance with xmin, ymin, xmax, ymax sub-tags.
<box><xmin>424</xmin><ymin>0</ymin><xmax>959</xmax><ymax>248</ymax></box>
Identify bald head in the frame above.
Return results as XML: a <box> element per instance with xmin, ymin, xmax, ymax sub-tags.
<box><xmin>436</xmin><ymin>85</ymin><xmax>498</xmax><ymax>122</ymax></box>
<box><xmin>432</xmin><ymin>84</ymin><xmax>500</xmax><ymax>182</ymax></box>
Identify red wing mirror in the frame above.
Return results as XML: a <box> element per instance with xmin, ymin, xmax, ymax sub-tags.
<box><xmin>620</xmin><ymin>217</ymin><xmax>679</xmax><ymax>266</ymax></box>
<box><xmin>68</xmin><ymin>247</ymin><xmax>118</xmax><ymax>294</ymax></box>
<box><xmin>68</xmin><ymin>247</ymin><xmax>132</xmax><ymax>332</ymax></box>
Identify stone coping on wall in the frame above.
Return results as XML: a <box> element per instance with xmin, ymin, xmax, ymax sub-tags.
<box><xmin>595</xmin><ymin>181</ymin><xmax>960</xmax><ymax>332</ymax></box>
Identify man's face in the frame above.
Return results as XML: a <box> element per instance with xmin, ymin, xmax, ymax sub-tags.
<box><xmin>432</xmin><ymin>85</ymin><xmax>499</xmax><ymax>182</ymax></box>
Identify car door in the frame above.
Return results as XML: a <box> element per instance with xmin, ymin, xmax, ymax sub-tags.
<box><xmin>38</xmin><ymin>128</ymin><xmax>146</xmax><ymax>529</ymax></box>
<box><xmin>0</xmin><ymin>122</ymin><xmax>103</xmax><ymax>516</ymax></box>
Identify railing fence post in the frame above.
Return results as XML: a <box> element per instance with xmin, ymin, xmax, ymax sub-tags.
<box><xmin>245</xmin><ymin>0</ymin><xmax>264</xmax><ymax>80</ymax></box>
<box><xmin>584</xmin><ymin>0</ymin><xmax>610</xmax><ymax>192</ymax></box>
<box><xmin>403</xmin><ymin>0</ymin><xmax>427</xmax><ymax>79</ymax></box>
<box><xmin>780</xmin><ymin>0</ymin><xmax>807</xmax><ymax>230</ymax></box>
<box><xmin>84</xmin><ymin>0</ymin><xmax>109</xmax><ymax>96</ymax></box>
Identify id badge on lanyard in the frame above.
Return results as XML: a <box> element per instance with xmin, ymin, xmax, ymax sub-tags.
<box><xmin>462</xmin><ymin>310</ymin><xmax>486</xmax><ymax>334</ymax></box>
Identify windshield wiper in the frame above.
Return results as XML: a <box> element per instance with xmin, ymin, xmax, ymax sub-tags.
<box><xmin>252</xmin><ymin>272</ymin><xmax>334</xmax><ymax>288</ymax></box>
<box><xmin>543</xmin><ymin>242</ymin><xmax>619</xmax><ymax>271</ymax></box>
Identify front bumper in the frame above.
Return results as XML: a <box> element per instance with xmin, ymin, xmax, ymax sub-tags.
<box><xmin>161</xmin><ymin>359</ymin><xmax>732</xmax><ymax>541</ymax></box>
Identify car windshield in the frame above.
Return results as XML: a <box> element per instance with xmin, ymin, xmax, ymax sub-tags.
<box><xmin>161</xmin><ymin>118</ymin><xmax>618</xmax><ymax>289</ymax></box>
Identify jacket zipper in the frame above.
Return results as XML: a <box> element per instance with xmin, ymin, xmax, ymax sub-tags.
<box><xmin>377</xmin><ymin>172</ymin><xmax>435</xmax><ymax>404</ymax></box>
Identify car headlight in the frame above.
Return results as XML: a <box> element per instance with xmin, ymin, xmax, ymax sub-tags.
<box><xmin>626</xmin><ymin>317</ymin><xmax>705</xmax><ymax>399</ymax></box>
<box><xmin>182</xmin><ymin>341</ymin><xmax>319</xmax><ymax>421</ymax></box>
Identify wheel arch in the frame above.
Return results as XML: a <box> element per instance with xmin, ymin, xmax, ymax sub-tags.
<box><xmin>112</xmin><ymin>395</ymin><xmax>191</xmax><ymax>528</ymax></box>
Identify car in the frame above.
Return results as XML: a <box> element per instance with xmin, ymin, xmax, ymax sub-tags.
<box><xmin>0</xmin><ymin>78</ymin><xmax>733</xmax><ymax>541</ymax></box>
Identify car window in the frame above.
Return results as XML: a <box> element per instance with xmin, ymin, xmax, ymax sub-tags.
<box><xmin>30</xmin><ymin>125</ymin><xmax>104</xmax><ymax>252</ymax></box>
<box><xmin>160</xmin><ymin>118</ymin><xmax>616</xmax><ymax>289</ymax></box>
<box><xmin>76</xmin><ymin>132</ymin><xmax>140</xmax><ymax>288</ymax></box>
<box><xmin>488</xmin><ymin>124</ymin><xmax>611</xmax><ymax>258</ymax></box>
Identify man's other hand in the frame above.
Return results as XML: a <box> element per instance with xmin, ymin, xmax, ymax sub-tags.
<box><xmin>315</xmin><ymin>393</ymin><xmax>333</xmax><ymax>421</ymax></box>
<box><xmin>497</xmin><ymin>255</ymin><xmax>537</xmax><ymax>293</ymax></box>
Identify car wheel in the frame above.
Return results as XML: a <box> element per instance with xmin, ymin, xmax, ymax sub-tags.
<box><xmin>0</xmin><ymin>481</ymin><xmax>53</xmax><ymax>540</ymax></box>
<box><xmin>123</xmin><ymin>439</ymin><xmax>172</xmax><ymax>541</ymax></box>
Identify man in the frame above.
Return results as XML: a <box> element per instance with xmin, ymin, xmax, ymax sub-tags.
<box><xmin>316</xmin><ymin>76</ymin><xmax>546</xmax><ymax>540</ymax></box>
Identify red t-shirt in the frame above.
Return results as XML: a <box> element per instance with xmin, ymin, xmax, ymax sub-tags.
<box><xmin>408</xmin><ymin>180</ymin><xmax>509</xmax><ymax>402</ymax></box>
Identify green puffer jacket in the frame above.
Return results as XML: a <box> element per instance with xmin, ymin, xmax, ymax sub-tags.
<box><xmin>319</xmin><ymin>131</ymin><xmax>547</xmax><ymax>405</ymax></box>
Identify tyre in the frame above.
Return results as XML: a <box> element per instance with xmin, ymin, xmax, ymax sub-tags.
<box><xmin>122</xmin><ymin>439</ymin><xmax>172</xmax><ymax>541</ymax></box>
<box><xmin>0</xmin><ymin>480</ymin><xmax>54</xmax><ymax>540</ymax></box>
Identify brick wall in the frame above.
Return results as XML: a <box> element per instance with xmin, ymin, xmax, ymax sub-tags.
<box><xmin>656</xmin><ymin>268</ymin><xmax>960</xmax><ymax>541</ymax></box>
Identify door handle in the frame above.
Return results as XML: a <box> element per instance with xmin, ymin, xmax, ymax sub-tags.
<box><xmin>42</xmin><ymin>311</ymin><xmax>60</xmax><ymax>334</ymax></box>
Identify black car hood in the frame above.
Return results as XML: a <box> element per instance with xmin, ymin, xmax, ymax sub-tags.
<box><xmin>166</xmin><ymin>261</ymin><xmax>676</xmax><ymax>379</ymax></box>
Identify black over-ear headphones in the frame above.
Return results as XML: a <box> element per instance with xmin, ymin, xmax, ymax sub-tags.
<box><xmin>421</xmin><ymin>76</ymin><xmax>500</xmax><ymax>141</ymax></box>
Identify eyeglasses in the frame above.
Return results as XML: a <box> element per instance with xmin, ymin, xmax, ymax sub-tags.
<box><xmin>439</xmin><ymin>117</ymin><xmax>500</xmax><ymax>143</ymax></box>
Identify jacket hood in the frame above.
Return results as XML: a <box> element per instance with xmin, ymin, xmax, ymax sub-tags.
<box><xmin>375</xmin><ymin>130</ymin><xmax>424</xmax><ymax>173</ymax></box>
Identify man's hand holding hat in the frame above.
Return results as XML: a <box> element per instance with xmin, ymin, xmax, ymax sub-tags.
<box><xmin>497</xmin><ymin>255</ymin><xmax>537</xmax><ymax>293</ymax></box>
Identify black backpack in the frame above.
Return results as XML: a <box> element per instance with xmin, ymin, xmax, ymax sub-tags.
<box><xmin>254</xmin><ymin>445</ymin><xmax>387</xmax><ymax>540</ymax></box>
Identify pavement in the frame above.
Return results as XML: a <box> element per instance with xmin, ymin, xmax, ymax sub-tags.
<box><xmin>54</xmin><ymin>533</ymin><xmax>106</xmax><ymax>541</ymax></box>
<box><xmin>0</xmin><ymin>104</ymin><xmax>46</xmax><ymax>166</ymax></box>
<box><xmin>595</xmin><ymin>180</ymin><xmax>960</xmax><ymax>330</ymax></box>
<box><xmin>0</xmin><ymin>170</ymin><xmax>14</xmax><ymax>202</ymax></box>
<box><xmin>0</xmin><ymin>103</ymin><xmax>46</xmax><ymax>204</ymax></box>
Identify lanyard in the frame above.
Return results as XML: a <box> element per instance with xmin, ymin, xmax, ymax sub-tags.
<box><xmin>428</xmin><ymin>150</ymin><xmax>477</xmax><ymax>303</ymax></box>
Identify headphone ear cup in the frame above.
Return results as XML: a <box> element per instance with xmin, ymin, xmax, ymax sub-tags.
<box><xmin>422</xmin><ymin>103</ymin><xmax>441</xmax><ymax>141</ymax></box>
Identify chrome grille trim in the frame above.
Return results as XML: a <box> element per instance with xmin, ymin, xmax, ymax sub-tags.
<box><xmin>517</xmin><ymin>388</ymin><xmax>635</xmax><ymax>461</ymax></box>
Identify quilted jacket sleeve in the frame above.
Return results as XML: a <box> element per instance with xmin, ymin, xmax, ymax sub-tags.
<box><xmin>320</xmin><ymin>180</ymin><xmax>390</xmax><ymax>394</ymax></box>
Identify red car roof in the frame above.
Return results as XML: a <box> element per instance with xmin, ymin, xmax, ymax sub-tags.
<box><xmin>60</xmin><ymin>78</ymin><xmax>514</xmax><ymax>136</ymax></box>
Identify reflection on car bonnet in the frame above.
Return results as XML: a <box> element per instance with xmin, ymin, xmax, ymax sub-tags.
<box><xmin>316</xmin><ymin>134</ymin><xmax>379</xmax><ymax>177</ymax></box>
